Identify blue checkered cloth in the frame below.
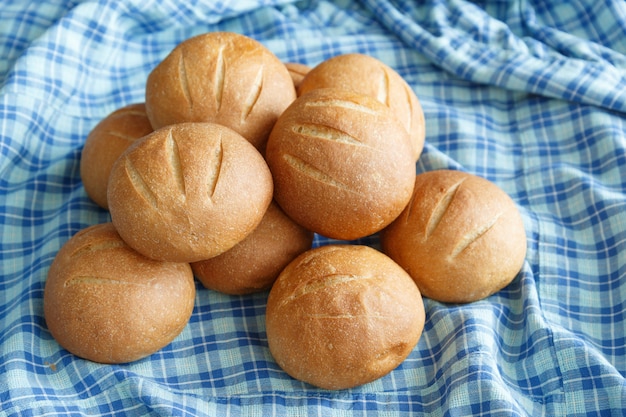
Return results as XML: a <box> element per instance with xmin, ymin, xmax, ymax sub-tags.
<box><xmin>2</xmin><ymin>0</ymin><xmax>626</xmax><ymax>415</ymax></box>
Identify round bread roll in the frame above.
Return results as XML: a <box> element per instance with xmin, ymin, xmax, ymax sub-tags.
<box><xmin>266</xmin><ymin>244</ymin><xmax>425</xmax><ymax>390</ymax></box>
<box><xmin>107</xmin><ymin>122</ymin><xmax>273</xmax><ymax>263</ymax></box>
<box><xmin>265</xmin><ymin>88</ymin><xmax>416</xmax><ymax>241</ymax></box>
<box><xmin>284</xmin><ymin>62</ymin><xmax>311</xmax><ymax>91</ymax></box>
<box><xmin>80</xmin><ymin>103</ymin><xmax>153</xmax><ymax>209</ymax></box>
<box><xmin>380</xmin><ymin>170</ymin><xmax>527</xmax><ymax>304</ymax></box>
<box><xmin>191</xmin><ymin>201</ymin><xmax>314</xmax><ymax>295</ymax></box>
<box><xmin>145</xmin><ymin>31</ymin><xmax>296</xmax><ymax>152</ymax></box>
<box><xmin>44</xmin><ymin>223</ymin><xmax>195</xmax><ymax>364</ymax></box>
<box><xmin>298</xmin><ymin>53</ymin><xmax>425</xmax><ymax>161</ymax></box>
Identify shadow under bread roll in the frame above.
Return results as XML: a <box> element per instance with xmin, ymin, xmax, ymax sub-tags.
<box><xmin>80</xmin><ymin>103</ymin><xmax>153</xmax><ymax>209</ymax></box>
<box><xmin>191</xmin><ymin>201</ymin><xmax>314</xmax><ymax>295</ymax></box>
<box><xmin>284</xmin><ymin>62</ymin><xmax>311</xmax><ymax>91</ymax></box>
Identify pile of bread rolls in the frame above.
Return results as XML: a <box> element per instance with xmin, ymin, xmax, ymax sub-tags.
<box><xmin>44</xmin><ymin>31</ymin><xmax>527</xmax><ymax>390</ymax></box>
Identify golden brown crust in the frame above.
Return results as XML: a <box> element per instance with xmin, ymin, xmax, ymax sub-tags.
<box><xmin>298</xmin><ymin>53</ymin><xmax>425</xmax><ymax>161</ymax></box>
<box><xmin>265</xmin><ymin>244</ymin><xmax>425</xmax><ymax>390</ymax></box>
<box><xmin>80</xmin><ymin>103</ymin><xmax>153</xmax><ymax>209</ymax></box>
<box><xmin>43</xmin><ymin>223</ymin><xmax>195</xmax><ymax>364</ymax></box>
<box><xmin>381</xmin><ymin>170</ymin><xmax>527</xmax><ymax>304</ymax></box>
<box><xmin>191</xmin><ymin>201</ymin><xmax>314</xmax><ymax>295</ymax></box>
<box><xmin>145</xmin><ymin>32</ymin><xmax>296</xmax><ymax>152</ymax></box>
<box><xmin>265</xmin><ymin>88</ymin><xmax>415</xmax><ymax>240</ymax></box>
<box><xmin>107</xmin><ymin>122</ymin><xmax>273</xmax><ymax>263</ymax></box>
<box><xmin>284</xmin><ymin>62</ymin><xmax>311</xmax><ymax>91</ymax></box>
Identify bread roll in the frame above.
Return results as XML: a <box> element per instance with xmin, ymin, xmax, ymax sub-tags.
<box><xmin>381</xmin><ymin>170</ymin><xmax>527</xmax><ymax>304</ymax></box>
<box><xmin>298</xmin><ymin>53</ymin><xmax>425</xmax><ymax>161</ymax></box>
<box><xmin>284</xmin><ymin>62</ymin><xmax>311</xmax><ymax>91</ymax></box>
<box><xmin>43</xmin><ymin>223</ymin><xmax>195</xmax><ymax>364</ymax></box>
<box><xmin>191</xmin><ymin>201</ymin><xmax>314</xmax><ymax>295</ymax></box>
<box><xmin>266</xmin><ymin>244</ymin><xmax>425</xmax><ymax>390</ymax></box>
<box><xmin>107</xmin><ymin>122</ymin><xmax>273</xmax><ymax>263</ymax></box>
<box><xmin>145</xmin><ymin>31</ymin><xmax>296</xmax><ymax>152</ymax></box>
<box><xmin>265</xmin><ymin>88</ymin><xmax>415</xmax><ymax>240</ymax></box>
<box><xmin>80</xmin><ymin>103</ymin><xmax>153</xmax><ymax>209</ymax></box>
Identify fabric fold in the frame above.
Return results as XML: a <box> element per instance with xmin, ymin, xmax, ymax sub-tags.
<box><xmin>363</xmin><ymin>0</ymin><xmax>626</xmax><ymax>113</ymax></box>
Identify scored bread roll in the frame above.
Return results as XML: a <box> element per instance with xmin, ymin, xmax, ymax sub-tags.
<box><xmin>298</xmin><ymin>53</ymin><xmax>425</xmax><ymax>161</ymax></box>
<box><xmin>191</xmin><ymin>201</ymin><xmax>314</xmax><ymax>295</ymax></box>
<box><xmin>265</xmin><ymin>88</ymin><xmax>416</xmax><ymax>240</ymax></box>
<box><xmin>44</xmin><ymin>223</ymin><xmax>195</xmax><ymax>364</ymax></box>
<box><xmin>145</xmin><ymin>31</ymin><xmax>296</xmax><ymax>152</ymax></box>
<box><xmin>107</xmin><ymin>122</ymin><xmax>273</xmax><ymax>263</ymax></box>
<box><xmin>80</xmin><ymin>103</ymin><xmax>153</xmax><ymax>209</ymax></box>
<box><xmin>381</xmin><ymin>170</ymin><xmax>527</xmax><ymax>304</ymax></box>
<box><xmin>266</xmin><ymin>244</ymin><xmax>425</xmax><ymax>390</ymax></box>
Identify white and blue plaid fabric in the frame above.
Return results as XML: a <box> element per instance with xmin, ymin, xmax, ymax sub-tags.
<box><xmin>2</xmin><ymin>0</ymin><xmax>626</xmax><ymax>415</ymax></box>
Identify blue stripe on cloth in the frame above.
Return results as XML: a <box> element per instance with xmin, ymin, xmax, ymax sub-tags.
<box><xmin>365</xmin><ymin>0</ymin><xmax>626</xmax><ymax>113</ymax></box>
<box><xmin>1</xmin><ymin>0</ymin><xmax>626</xmax><ymax>415</ymax></box>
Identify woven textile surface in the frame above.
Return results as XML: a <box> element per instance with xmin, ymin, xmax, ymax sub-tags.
<box><xmin>1</xmin><ymin>0</ymin><xmax>626</xmax><ymax>415</ymax></box>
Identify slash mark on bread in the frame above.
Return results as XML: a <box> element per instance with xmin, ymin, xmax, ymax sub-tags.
<box><xmin>125</xmin><ymin>157</ymin><xmax>158</xmax><ymax>209</ymax></box>
<box><xmin>214</xmin><ymin>46</ymin><xmax>225</xmax><ymax>112</ymax></box>
<box><xmin>178</xmin><ymin>52</ymin><xmax>193</xmax><ymax>110</ymax></box>
<box><xmin>166</xmin><ymin>129</ymin><xmax>186</xmax><ymax>199</ymax></box>
<box><xmin>283</xmin><ymin>154</ymin><xmax>358</xmax><ymax>194</ymax></box>
<box><xmin>424</xmin><ymin>178</ymin><xmax>466</xmax><ymax>238</ymax></box>
<box><xmin>305</xmin><ymin>98</ymin><xmax>378</xmax><ymax>116</ymax></box>
<box><xmin>207</xmin><ymin>135</ymin><xmax>223</xmax><ymax>199</ymax></box>
<box><xmin>280</xmin><ymin>274</ymin><xmax>369</xmax><ymax>308</ymax></box>
<box><xmin>296</xmin><ymin>245</ymin><xmax>341</xmax><ymax>269</ymax></box>
<box><xmin>451</xmin><ymin>212</ymin><xmax>502</xmax><ymax>257</ymax></box>
<box><xmin>64</xmin><ymin>276</ymin><xmax>156</xmax><ymax>288</ymax></box>
<box><xmin>70</xmin><ymin>239</ymin><xmax>126</xmax><ymax>259</ymax></box>
<box><xmin>292</xmin><ymin>123</ymin><xmax>364</xmax><ymax>146</ymax></box>
<box><xmin>104</xmin><ymin>130</ymin><xmax>142</xmax><ymax>142</ymax></box>
<box><xmin>377</xmin><ymin>67</ymin><xmax>390</xmax><ymax>107</ymax></box>
<box><xmin>241</xmin><ymin>65</ymin><xmax>263</xmax><ymax>121</ymax></box>
<box><xmin>403</xmin><ymin>83</ymin><xmax>414</xmax><ymax>132</ymax></box>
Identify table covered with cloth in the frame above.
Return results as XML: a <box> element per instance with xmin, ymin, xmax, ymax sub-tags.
<box><xmin>2</xmin><ymin>0</ymin><xmax>626</xmax><ymax>415</ymax></box>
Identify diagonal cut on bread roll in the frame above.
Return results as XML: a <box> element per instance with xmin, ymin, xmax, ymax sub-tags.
<box><xmin>265</xmin><ymin>244</ymin><xmax>425</xmax><ymax>390</ymax></box>
<box><xmin>298</xmin><ymin>53</ymin><xmax>425</xmax><ymax>161</ymax></box>
<box><xmin>381</xmin><ymin>169</ymin><xmax>527</xmax><ymax>304</ymax></box>
<box><xmin>145</xmin><ymin>31</ymin><xmax>296</xmax><ymax>152</ymax></box>
<box><xmin>265</xmin><ymin>88</ymin><xmax>416</xmax><ymax>241</ymax></box>
<box><xmin>80</xmin><ymin>103</ymin><xmax>153</xmax><ymax>209</ymax></box>
<box><xmin>44</xmin><ymin>223</ymin><xmax>195</xmax><ymax>364</ymax></box>
<box><xmin>107</xmin><ymin>122</ymin><xmax>273</xmax><ymax>263</ymax></box>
